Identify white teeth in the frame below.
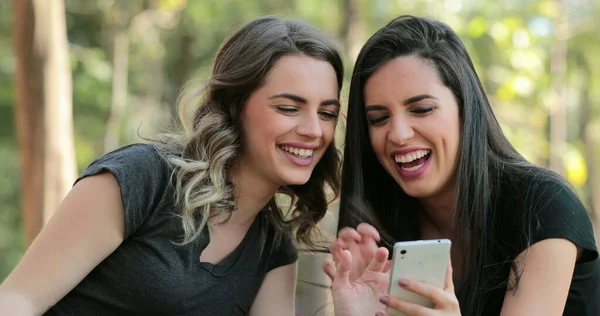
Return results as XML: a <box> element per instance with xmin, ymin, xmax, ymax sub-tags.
<box><xmin>394</xmin><ymin>150</ymin><xmax>431</xmax><ymax>163</ymax></box>
<box><xmin>281</xmin><ymin>146</ymin><xmax>314</xmax><ymax>159</ymax></box>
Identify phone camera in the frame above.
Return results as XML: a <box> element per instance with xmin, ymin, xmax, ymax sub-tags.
<box><xmin>400</xmin><ymin>250</ymin><xmax>407</xmax><ymax>255</ymax></box>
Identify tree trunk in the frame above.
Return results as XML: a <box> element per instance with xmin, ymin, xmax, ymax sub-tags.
<box><xmin>340</xmin><ymin>0</ymin><xmax>363</xmax><ymax>61</ymax></box>
<box><xmin>167</xmin><ymin>29</ymin><xmax>193</xmax><ymax>124</ymax></box>
<box><xmin>548</xmin><ymin>0</ymin><xmax>568</xmax><ymax>176</ymax></box>
<box><xmin>12</xmin><ymin>0</ymin><xmax>77</xmax><ymax>244</ymax></box>
<box><xmin>575</xmin><ymin>54</ymin><xmax>597</xmax><ymax>221</ymax></box>
<box><xmin>585</xmin><ymin>124</ymin><xmax>599</xmax><ymax>221</ymax></box>
<box><xmin>104</xmin><ymin>18</ymin><xmax>129</xmax><ymax>153</ymax></box>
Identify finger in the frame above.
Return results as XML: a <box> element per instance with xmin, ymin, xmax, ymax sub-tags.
<box><xmin>338</xmin><ymin>229</ymin><xmax>363</xmax><ymax>252</ymax></box>
<box><xmin>383</xmin><ymin>259</ymin><xmax>392</xmax><ymax>273</ymax></box>
<box><xmin>445</xmin><ymin>257</ymin><xmax>455</xmax><ymax>293</ymax></box>
<box><xmin>323</xmin><ymin>259</ymin><xmax>336</xmax><ymax>282</ymax></box>
<box><xmin>329</xmin><ymin>239</ymin><xmax>343</xmax><ymax>260</ymax></box>
<box><xmin>356</xmin><ymin>223</ymin><xmax>381</xmax><ymax>242</ymax></box>
<box><xmin>329</xmin><ymin>238</ymin><xmax>352</xmax><ymax>263</ymax></box>
<box><xmin>379</xmin><ymin>294</ymin><xmax>429</xmax><ymax>315</ymax></box>
<box><xmin>329</xmin><ymin>228</ymin><xmax>361</xmax><ymax>257</ymax></box>
<box><xmin>365</xmin><ymin>247</ymin><xmax>389</xmax><ymax>274</ymax></box>
<box><xmin>338</xmin><ymin>227</ymin><xmax>362</xmax><ymax>244</ymax></box>
<box><xmin>396</xmin><ymin>278</ymin><xmax>453</xmax><ymax>308</ymax></box>
<box><xmin>355</xmin><ymin>225</ymin><xmax>379</xmax><ymax>262</ymax></box>
<box><xmin>333</xmin><ymin>249</ymin><xmax>353</xmax><ymax>287</ymax></box>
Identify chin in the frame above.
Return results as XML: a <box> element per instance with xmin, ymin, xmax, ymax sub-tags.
<box><xmin>281</xmin><ymin>173</ymin><xmax>312</xmax><ymax>186</ymax></box>
<box><xmin>397</xmin><ymin>184</ymin><xmax>433</xmax><ymax>199</ymax></box>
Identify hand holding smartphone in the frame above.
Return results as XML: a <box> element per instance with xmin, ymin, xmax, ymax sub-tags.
<box><xmin>387</xmin><ymin>239</ymin><xmax>452</xmax><ymax>316</ymax></box>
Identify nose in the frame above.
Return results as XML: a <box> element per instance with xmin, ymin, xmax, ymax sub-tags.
<box><xmin>388</xmin><ymin>115</ymin><xmax>414</xmax><ymax>145</ymax></box>
<box><xmin>297</xmin><ymin>112</ymin><xmax>323</xmax><ymax>138</ymax></box>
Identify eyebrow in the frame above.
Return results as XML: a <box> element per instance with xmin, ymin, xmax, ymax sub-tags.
<box><xmin>403</xmin><ymin>94</ymin><xmax>438</xmax><ymax>105</ymax></box>
<box><xmin>269</xmin><ymin>93</ymin><xmax>340</xmax><ymax>107</ymax></box>
<box><xmin>365</xmin><ymin>94</ymin><xmax>438</xmax><ymax>112</ymax></box>
<box><xmin>365</xmin><ymin>105</ymin><xmax>387</xmax><ymax>112</ymax></box>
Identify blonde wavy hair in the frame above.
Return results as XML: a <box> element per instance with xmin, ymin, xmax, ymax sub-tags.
<box><xmin>157</xmin><ymin>16</ymin><xmax>344</xmax><ymax>246</ymax></box>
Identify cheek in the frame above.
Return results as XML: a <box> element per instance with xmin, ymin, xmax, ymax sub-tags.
<box><xmin>321</xmin><ymin>121</ymin><xmax>336</xmax><ymax>145</ymax></box>
<box><xmin>448</xmin><ymin>114</ymin><xmax>461</xmax><ymax>155</ymax></box>
<box><xmin>248</xmin><ymin>113</ymin><xmax>287</xmax><ymax>139</ymax></box>
<box><xmin>368</xmin><ymin>128</ymin><xmax>386</xmax><ymax>155</ymax></box>
<box><xmin>243</xmin><ymin>124</ymin><xmax>278</xmax><ymax>155</ymax></box>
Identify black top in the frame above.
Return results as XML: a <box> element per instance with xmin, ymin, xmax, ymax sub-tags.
<box><xmin>45</xmin><ymin>144</ymin><xmax>298</xmax><ymax>316</ymax></box>
<box><xmin>481</xmin><ymin>171</ymin><xmax>599</xmax><ymax>315</ymax></box>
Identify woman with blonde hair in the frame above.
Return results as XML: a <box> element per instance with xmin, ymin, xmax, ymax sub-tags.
<box><xmin>0</xmin><ymin>15</ymin><xmax>344</xmax><ymax>315</ymax></box>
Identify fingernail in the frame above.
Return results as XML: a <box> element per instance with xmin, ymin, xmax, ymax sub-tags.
<box><xmin>379</xmin><ymin>295</ymin><xmax>389</xmax><ymax>304</ymax></box>
<box><xmin>398</xmin><ymin>278</ymin><xmax>409</xmax><ymax>286</ymax></box>
<box><xmin>375</xmin><ymin>312</ymin><xmax>385</xmax><ymax>316</ymax></box>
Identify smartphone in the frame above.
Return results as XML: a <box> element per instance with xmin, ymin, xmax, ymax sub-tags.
<box><xmin>387</xmin><ymin>239</ymin><xmax>452</xmax><ymax>316</ymax></box>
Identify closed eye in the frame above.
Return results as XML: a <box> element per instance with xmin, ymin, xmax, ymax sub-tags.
<box><xmin>319</xmin><ymin>111</ymin><xmax>339</xmax><ymax>121</ymax></box>
<box><xmin>276</xmin><ymin>105</ymin><xmax>299</xmax><ymax>114</ymax></box>
<box><xmin>366</xmin><ymin>114</ymin><xmax>390</xmax><ymax>126</ymax></box>
<box><xmin>410</xmin><ymin>106</ymin><xmax>434</xmax><ymax>115</ymax></box>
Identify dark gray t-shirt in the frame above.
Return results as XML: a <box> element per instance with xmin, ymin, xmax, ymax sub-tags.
<box><xmin>45</xmin><ymin>144</ymin><xmax>298</xmax><ymax>316</ymax></box>
<box><xmin>481</xmin><ymin>173</ymin><xmax>599</xmax><ymax>315</ymax></box>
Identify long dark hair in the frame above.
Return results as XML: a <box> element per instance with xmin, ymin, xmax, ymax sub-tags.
<box><xmin>159</xmin><ymin>15</ymin><xmax>343</xmax><ymax>247</ymax></box>
<box><xmin>338</xmin><ymin>15</ymin><xmax>566</xmax><ymax>315</ymax></box>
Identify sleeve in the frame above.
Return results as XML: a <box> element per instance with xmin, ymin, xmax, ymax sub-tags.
<box><xmin>74</xmin><ymin>143</ymin><xmax>171</xmax><ymax>239</ymax></box>
<box><xmin>529</xmin><ymin>177</ymin><xmax>598</xmax><ymax>263</ymax></box>
<box><xmin>267</xmin><ymin>232</ymin><xmax>299</xmax><ymax>272</ymax></box>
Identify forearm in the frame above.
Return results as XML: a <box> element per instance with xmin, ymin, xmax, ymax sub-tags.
<box><xmin>0</xmin><ymin>289</ymin><xmax>36</xmax><ymax>316</ymax></box>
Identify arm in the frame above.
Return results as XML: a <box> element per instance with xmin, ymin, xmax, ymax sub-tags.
<box><xmin>500</xmin><ymin>238</ymin><xmax>580</xmax><ymax>316</ymax></box>
<box><xmin>0</xmin><ymin>173</ymin><xmax>125</xmax><ymax>315</ymax></box>
<box><xmin>249</xmin><ymin>261</ymin><xmax>298</xmax><ymax>316</ymax></box>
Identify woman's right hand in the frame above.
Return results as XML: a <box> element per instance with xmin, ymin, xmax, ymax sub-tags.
<box><xmin>324</xmin><ymin>223</ymin><xmax>386</xmax><ymax>283</ymax></box>
<box><xmin>328</xmin><ymin>246</ymin><xmax>392</xmax><ymax>316</ymax></box>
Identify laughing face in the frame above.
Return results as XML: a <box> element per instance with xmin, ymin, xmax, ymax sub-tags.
<box><xmin>239</xmin><ymin>54</ymin><xmax>339</xmax><ymax>188</ymax></box>
<box><xmin>364</xmin><ymin>55</ymin><xmax>460</xmax><ymax>201</ymax></box>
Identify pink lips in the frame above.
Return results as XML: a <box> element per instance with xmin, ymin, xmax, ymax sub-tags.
<box><xmin>279</xmin><ymin>142</ymin><xmax>319</xmax><ymax>149</ymax></box>
<box><xmin>278</xmin><ymin>142</ymin><xmax>319</xmax><ymax>167</ymax></box>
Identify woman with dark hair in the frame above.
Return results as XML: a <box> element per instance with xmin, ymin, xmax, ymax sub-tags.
<box><xmin>326</xmin><ymin>15</ymin><xmax>599</xmax><ymax>316</ymax></box>
<box><xmin>0</xmin><ymin>15</ymin><xmax>343</xmax><ymax>315</ymax></box>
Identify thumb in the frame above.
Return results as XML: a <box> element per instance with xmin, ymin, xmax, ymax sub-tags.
<box><xmin>445</xmin><ymin>257</ymin><xmax>455</xmax><ymax>292</ymax></box>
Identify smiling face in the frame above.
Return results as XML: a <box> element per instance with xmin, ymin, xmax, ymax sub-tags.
<box><xmin>239</xmin><ymin>54</ymin><xmax>339</xmax><ymax>189</ymax></box>
<box><xmin>364</xmin><ymin>55</ymin><xmax>460</xmax><ymax>202</ymax></box>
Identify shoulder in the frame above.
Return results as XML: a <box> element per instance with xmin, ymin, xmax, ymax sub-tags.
<box><xmin>77</xmin><ymin>143</ymin><xmax>176</xmax><ymax>237</ymax></box>
<box><xmin>78</xmin><ymin>143</ymin><xmax>172</xmax><ymax>184</ymax></box>
<box><xmin>497</xmin><ymin>168</ymin><xmax>581</xmax><ymax>214</ymax></box>
<box><xmin>499</xmin><ymin>167</ymin><xmax>598</xmax><ymax>262</ymax></box>
<box><xmin>85</xmin><ymin>143</ymin><xmax>167</xmax><ymax>168</ymax></box>
<box><xmin>517</xmin><ymin>169</ymin><xmax>585</xmax><ymax>220</ymax></box>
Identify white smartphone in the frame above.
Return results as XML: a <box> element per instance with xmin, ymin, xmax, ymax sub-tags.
<box><xmin>387</xmin><ymin>239</ymin><xmax>452</xmax><ymax>316</ymax></box>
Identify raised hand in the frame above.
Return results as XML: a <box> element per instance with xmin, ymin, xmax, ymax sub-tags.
<box><xmin>329</xmin><ymin>246</ymin><xmax>391</xmax><ymax>316</ymax></box>
<box><xmin>324</xmin><ymin>223</ymin><xmax>384</xmax><ymax>283</ymax></box>
<box><xmin>376</xmin><ymin>260</ymin><xmax>461</xmax><ymax>316</ymax></box>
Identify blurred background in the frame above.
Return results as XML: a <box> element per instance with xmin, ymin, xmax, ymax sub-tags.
<box><xmin>1</xmin><ymin>0</ymin><xmax>599</xmax><ymax>314</ymax></box>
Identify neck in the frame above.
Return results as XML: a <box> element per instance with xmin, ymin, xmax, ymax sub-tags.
<box><xmin>419</xmin><ymin>185</ymin><xmax>457</xmax><ymax>235</ymax></box>
<box><xmin>225</xmin><ymin>162</ymin><xmax>279</xmax><ymax>226</ymax></box>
